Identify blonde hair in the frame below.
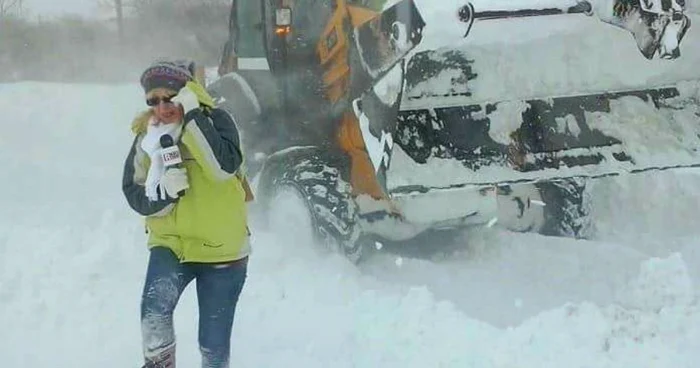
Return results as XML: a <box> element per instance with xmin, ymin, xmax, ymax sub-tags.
<box><xmin>130</xmin><ymin>109</ymin><xmax>153</xmax><ymax>135</ymax></box>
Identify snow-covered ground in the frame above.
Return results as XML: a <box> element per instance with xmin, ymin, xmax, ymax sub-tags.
<box><xmin>2</xmin><ymin>1</ymin><xmax>700</xmax><ymax>366</ymax></box>
<box><xmin>1</xmin><ymin>82</ymin><xmax>699</xmax><ymax>367</ymax></box>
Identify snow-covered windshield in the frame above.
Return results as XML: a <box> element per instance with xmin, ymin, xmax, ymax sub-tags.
<box><xmin>236</xmin><ymin>0</ymin><xmax>267</xmax><ymax>58</ymax></box>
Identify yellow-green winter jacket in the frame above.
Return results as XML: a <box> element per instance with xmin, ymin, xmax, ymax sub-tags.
<box><xmin>122</xmin><ymin>107</ymin><xmax>250</xmax><ymax>263</ymax></box>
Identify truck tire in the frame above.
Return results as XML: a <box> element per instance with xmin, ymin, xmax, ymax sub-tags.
<box><xmin>536</xmin><ymin>177</ymin><xmax>592</xmax><ymax>239</ymax></box>
<box><xmin>255</xmin><ymin>146</ymin><xmax>367</xmax><ymax>263</ymax></box>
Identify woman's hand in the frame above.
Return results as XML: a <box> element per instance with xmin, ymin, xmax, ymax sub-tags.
<box><xmin>172</xmin><ymin>85</ymin><xmax>200</xmax><ymax>116</ymax></box>
<box><xmin>172</xmin><ymin>81</ymin><xmax>217</xmax><ymax>116</ymax></box>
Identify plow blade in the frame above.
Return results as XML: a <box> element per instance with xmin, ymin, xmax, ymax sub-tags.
<box><xmin>356</xmin><ymin>3</ymin><xmax>700</xmax><ymax>239</ymax></box>
<box><xmin>392</xmin><ymin>83</ymin><xmax>700</xmax><ymax>192</ymax></box>
<box><xmin>386</xmin><ymin>81</ymin><xmax>700</xmax><ymax>238</ymax></box>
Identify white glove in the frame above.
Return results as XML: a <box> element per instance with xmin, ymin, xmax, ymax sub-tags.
<box><xmin>171</xmin><ymin>85</ymin><xmax>200</xmax><ymax>115</ymax></box>
<box><xmin>159</xmin><ymin>168</ymin><xmax>189</xmax><ymax>199</ymax></box>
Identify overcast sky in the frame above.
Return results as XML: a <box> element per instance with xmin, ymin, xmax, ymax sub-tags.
<box><xmin>23</xmin><ymin>0</ymin><xmax>102</xmax><ymax>18</ymax></box>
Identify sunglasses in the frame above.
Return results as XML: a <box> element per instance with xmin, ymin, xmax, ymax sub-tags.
<box><xmin>146</xmin><ymin>95</ymin><xmax>176</xmax><ymax>106</ymax></box>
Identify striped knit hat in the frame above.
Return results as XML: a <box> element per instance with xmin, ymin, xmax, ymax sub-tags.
<box><xmin>140</xmin><ymin>59</ymin><xmax>195</xmax><ymax>94</ymax></box>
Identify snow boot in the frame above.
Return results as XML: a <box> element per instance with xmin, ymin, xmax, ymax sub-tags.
<box><xmin>142</xmin><ymin>343</ymin><xmax>175</xmax><ymax>368</ymax></box>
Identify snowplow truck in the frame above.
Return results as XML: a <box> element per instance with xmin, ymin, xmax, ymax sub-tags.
<box><xmin>207</xmin><ymin>0</ymin><xmax>700</xmax><ymax>262</ymax></box>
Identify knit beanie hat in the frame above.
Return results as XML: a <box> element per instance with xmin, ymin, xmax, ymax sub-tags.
<box><xmin>140</xmin><ymin>58</ymin><xmax>195</xmax><ymax>94</ymax></box>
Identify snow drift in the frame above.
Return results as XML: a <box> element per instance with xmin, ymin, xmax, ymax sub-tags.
<box><xmin>1</xmin><ymin>81</ymin><xmax>699</xmax><ymax>368</ymax></box>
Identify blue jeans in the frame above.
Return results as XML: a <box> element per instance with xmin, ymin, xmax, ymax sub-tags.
<box><xmin>141</xmin><ymin>247</ymin><xmax>248</xmax><ymax>368</ymax></box>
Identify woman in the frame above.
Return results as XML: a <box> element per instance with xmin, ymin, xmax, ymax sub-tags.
<box><xmin>121</xmin><ymin>59</ymin><xmax>251</xmax><ymax>368</ymax></box>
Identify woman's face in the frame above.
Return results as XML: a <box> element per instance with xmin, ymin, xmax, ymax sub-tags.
<box><xmin>147</xmin><ymin>88</ymin><xmax>182</xmax><ymax>124</ymax></box>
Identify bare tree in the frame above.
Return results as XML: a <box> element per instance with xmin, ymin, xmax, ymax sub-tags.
<box><xmin>0</xmin><ymin>0</ymin><xmax>23</xmax><ymax>18</ymax></box>
<box><xmin>115</xmin><ymin>0</ymin><xmax>123</xmax><ymax>44</ymax></box>
<box><xmin>97</xmin><ymin>0</ymin><xmax>135</xmax><ymax>44</ymax></box>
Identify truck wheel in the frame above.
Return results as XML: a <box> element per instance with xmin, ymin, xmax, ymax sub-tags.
<box><xmin>255</xmin><ymin>147</ymin><xmax>367</xmax><ymax>263</ymax></box>
<box><xmin>536</xmin><ymin>177</ymin><xmax>592</xmax><ymax>239</ymax></box>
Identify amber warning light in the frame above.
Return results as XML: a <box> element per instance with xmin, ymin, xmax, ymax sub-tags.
<box><xmin>275</xmin><ymin>25</ymin><xmax>291</xmax><ymax>35</ymax></box>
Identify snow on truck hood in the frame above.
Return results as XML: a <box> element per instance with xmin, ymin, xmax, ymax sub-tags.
<box><xmin>400</xmin><ymin>0</ymin><xmax>700</xmax><ymax>107</ymax></box>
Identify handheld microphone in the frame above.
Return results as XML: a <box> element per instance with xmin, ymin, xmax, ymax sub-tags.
<box><xmin>160</xmin><ymin>134</ymin><xmax>186</xmax><ymax>197</ymax></box>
